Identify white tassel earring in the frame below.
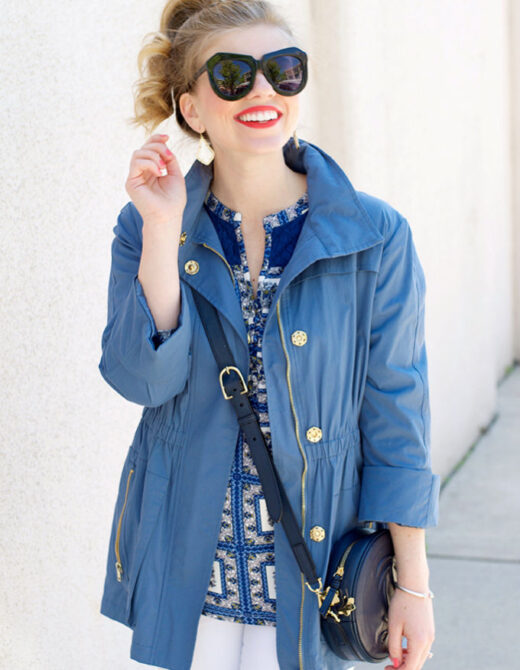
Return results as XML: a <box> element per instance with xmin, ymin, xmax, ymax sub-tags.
<box><xmin>196</xmin><ymin>131</ymin><xmax>215</xmax><ymax>165</ymax></box>
<box><xmin>293</xmin><ymin>129</ymin><xmax>300</xmax><ymax>150</ymax></box>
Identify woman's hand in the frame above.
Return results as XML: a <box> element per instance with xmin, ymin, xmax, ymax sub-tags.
<box><xmin>384</xmin><ymin>588</ymin><xmax>435</xmax><ymax>670</ymax></box>
<box><xmin>125</xmin><ymin>134</ymin><xmax>187</xmax><ymax>225</ymax></box>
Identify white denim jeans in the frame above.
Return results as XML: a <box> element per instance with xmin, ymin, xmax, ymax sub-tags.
<box><xmin>190</xmin><ymin>613</ymin><xmax>279</xmax><ymax>670</ymax></box>
<box><xmin>190</xmin><ymin>613</ymin><xmax>357</xmax><ymax>670</ymax></box>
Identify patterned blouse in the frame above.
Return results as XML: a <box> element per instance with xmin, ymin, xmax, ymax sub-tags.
<box><xmin>154</xmin><ymin>185</ymin><xmax>310</xmax><ymax>626</ymax></box>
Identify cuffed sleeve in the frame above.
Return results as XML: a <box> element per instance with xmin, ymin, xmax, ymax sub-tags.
<box><xmin>357</xmin><ymin>213</ymin><xmax>440</xmax><ymax>528</ymax></box>
<box><xmin>98</xmin><ymin>202</ymin><xmax>193</xmax><ymax>407</ymax></box>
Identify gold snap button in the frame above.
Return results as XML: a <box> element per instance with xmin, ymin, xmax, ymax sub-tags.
<box><xmin>184</xmin><ymin>260</ymin><xmax>199</xmax><ymax>275</ymax></box>
<box><xmin>291</xmin><ymin>330</ymin><xmax>308</xmax><ymax>346</ymax></box>
<box><xmin>306</xmin><ymin>426</ymin><xmax>322</xmax><ymax>443</ymax></box>
<box><xmin>179</xmin><ymin>231</ymin><xmax>187</xmax><ymax>246</ymax></box>
<box><xmin>310</xmin><ymin>526</ymin><xmax>326</xmax><ymax>542</ymax></box>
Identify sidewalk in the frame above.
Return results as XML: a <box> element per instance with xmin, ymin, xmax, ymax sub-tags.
<box><xmin>358</xmin><ymin>362</ymin><xmax>520</xmax><ymax>670</ymax></box>
<box><xmin>425</xmin><ymin>363</ymin><xmax>520</xmax><ymax>669</ymax></box>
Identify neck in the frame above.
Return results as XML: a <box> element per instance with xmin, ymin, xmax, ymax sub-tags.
<box><xmin>209</xmin><ymin>145</ymin><xmax>307</xmax><ymax>221</ymax></box>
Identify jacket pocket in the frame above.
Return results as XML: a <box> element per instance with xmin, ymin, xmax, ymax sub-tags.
<box><xmin>125</xmin><ymin>468</ymin><xmax>170</xmax><ymax>626</ymax></box>
<box><xmin>114</xmin><ymin>463</ymin><xmax>136</xmax><ymax>583</ymax></box>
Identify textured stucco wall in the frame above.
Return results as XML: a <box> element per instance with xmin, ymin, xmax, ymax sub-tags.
<box><xmin>315</xmin><ymin>0</ymin><xmax>516</xmax><ymax>477</ymax></box>
<box><xmin>1</xmin><ymin>1</ymin><xmax>517</xmax><ymax>668</ymax></box>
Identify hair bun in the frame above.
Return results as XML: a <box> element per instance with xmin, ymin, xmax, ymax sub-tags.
<box><xmin>164</xmin><ymin>0</ymin><xmax>229</xmax><ymax>34</ymax></box>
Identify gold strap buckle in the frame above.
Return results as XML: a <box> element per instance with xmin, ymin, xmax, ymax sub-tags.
<box><xmin>305</xmin><ymin>577</ymin><xmax>356</xmax><ymax>621</ymax></box>
<box><xmin>219</xmin><ymin>365</ymin><xmax>248</xmax><ymax>400</ymax></box>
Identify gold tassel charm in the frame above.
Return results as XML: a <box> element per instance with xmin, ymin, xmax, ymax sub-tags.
<box><xmin>196</xmin><ymin>132</ymin><xmax>215</xmax><ymax>165</ymax></box>
<box><xmin>293</xmin><ymin>129</ymin><xmax>300</xmax><ymax>150</ymax></box>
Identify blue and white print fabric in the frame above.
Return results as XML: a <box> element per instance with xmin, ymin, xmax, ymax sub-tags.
<box><xmin>193</xmin><ymin>186</ymin><xmax>310</xmax><ymax>626</ymax></box>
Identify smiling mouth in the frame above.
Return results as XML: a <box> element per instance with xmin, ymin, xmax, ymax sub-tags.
<box><xmin>235</xmin><ymin>111</ymin><xmax>282</xmax><ymax>127</ymax></box>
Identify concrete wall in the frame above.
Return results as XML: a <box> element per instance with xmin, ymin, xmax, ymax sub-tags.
<box><xmin>1</xmin><ymin>1</ymin><xmax>517</xmax><ymax>668</ymax></box>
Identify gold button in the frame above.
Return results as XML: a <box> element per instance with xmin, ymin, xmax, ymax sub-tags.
<box><xmin>179</xmin><ymin>231</ymin><xmax>187</xmax><ymax>246</ymax></box>
<box><xmin>310</xmin><ymin>526</ymin><xmax>326</xmax><ymax>542</ymax></box>
<box><xmin>184</xmin><ymin>260</ymin><xmax>199</xmax><ymax>275</ymax></box>
<box><xmin>291</xmin><ymin>330</ymin><xmax>308</xmax><ymax>346</ymax></box>
<box><xmin>306</xmin><ymin>426</ymin><xmax>322</xmax><ymax>442</ymax></box>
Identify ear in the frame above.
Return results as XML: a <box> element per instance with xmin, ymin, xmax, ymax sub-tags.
<box><xmin>179</xmin><ymin>91</ymin><xmax>203</xmax><ymax>134</ymax></box>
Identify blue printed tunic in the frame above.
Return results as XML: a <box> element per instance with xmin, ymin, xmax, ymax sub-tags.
<box><xmin>155</xmin><ymin>185</ymin><xmax>309</xmax><ymax>626</ymax></box>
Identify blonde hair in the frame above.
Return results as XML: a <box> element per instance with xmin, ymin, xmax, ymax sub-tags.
<box><xmin>128</xmin><ymin>0</ymin><xmax>299</xmax><ymax>139</ymax></box>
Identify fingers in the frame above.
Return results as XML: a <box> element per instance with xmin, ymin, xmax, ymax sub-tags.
<box><xmin>401</xmin><ymin>615</ymin><xmax>435</xmax><ymax>669</ymax></box>
<box><xmin>384</xmin><ymin>648</ymin><xmax>408</xmax><ymax>670</ymax></box>
<box><xmin>391</xmin><ymin>638</ymin><xmax>432</xmax><ymax>670</ymax></box>
<box><xmin>129</xmin><ymin>134</ymin><xmax>180</xmax><ymax>179</ymax></box>
<box><xmin>417</xmin><ymin>639</ymin><xmax>435</xmax><ymax>668</ymax></box>
<box><xmin>400</xmin><ymin>639</ymin><xmax>424</xmax><ymax>669</ymax></box>
<box><xmin>140</xmin><ymin>141</ymin><xmax>172</xmax><ymax>162</ymax></box>
<box><xmin>143</xmin><ymin>134</ymin><xmax>174</xmax><ymax>158</ymax></box>
<box><xmin>132</xmin><ymin>146</ymin><xmax>170</xmax><ymax>172</ymax></box>
<box><xmin>134</xmin><ymin>148</ymin><xmax>168</xmax><ymax>166</ymax></box>
<box><xmin>387</xmin><ymin>619</ymin><xmax>404</xmax><ymax>666</ymax></box>
<box><xmin>130</xmin><ymin>156</ymin><xmax>167</xmax><ymax>178</ymax></box>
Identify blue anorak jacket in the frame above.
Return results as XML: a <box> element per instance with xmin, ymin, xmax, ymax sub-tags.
<box><xmin>98</xmin><ymin>137</ymin><xmax>440</xmax><ymax>670</ymax></box>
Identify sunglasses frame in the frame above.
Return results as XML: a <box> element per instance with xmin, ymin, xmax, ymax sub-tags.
<box><xmin>190</xmin><ymin>46</ymin><xmax>308</xmax><ymax>100</ymax></box>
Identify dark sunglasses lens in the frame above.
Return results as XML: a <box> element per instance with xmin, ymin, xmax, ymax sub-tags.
<box><xmin>266</xmin><ymin>54</ymin><xmax>304</xmax><ymax>93</ymax></box>
<box><xmin>211</xmin><ymin>58</ymin><xmax>253</xmax><ymax>98</ymax></box>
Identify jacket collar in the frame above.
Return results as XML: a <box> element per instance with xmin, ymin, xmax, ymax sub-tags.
<box><xmin>181</xmin><ymin>137</ymin><xmax>383</xmax><ymax>256</ymax></box>
<box><xmin>178</xmin><ymin>138</ymin><xmax>384</xmax><ymax>353</ymax></box>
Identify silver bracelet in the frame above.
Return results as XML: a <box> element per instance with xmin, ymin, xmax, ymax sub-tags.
<box><xmin>395</xmin><ymin>582</ymin><xmax>435</xmax><ymax>599</ymax></box>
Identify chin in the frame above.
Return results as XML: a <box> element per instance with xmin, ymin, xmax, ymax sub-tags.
<box><xmin>238</xmin><ymin>134</ymin><xmax>291</xmax><ymax>154</ymax></box>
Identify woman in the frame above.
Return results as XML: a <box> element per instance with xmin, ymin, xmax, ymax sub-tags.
<box><xmin>98</xmin><ymin>1</ymin><xmax>440</xmax><ymax>669</ymax></box>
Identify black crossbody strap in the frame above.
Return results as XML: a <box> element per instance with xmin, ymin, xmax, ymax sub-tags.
<box><xmin>192</xmin><ymin>289</ymin><xmax>320</xmax><ymax>589</ymax></box>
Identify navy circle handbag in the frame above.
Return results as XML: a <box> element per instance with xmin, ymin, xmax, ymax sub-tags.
<box><xmin>320</xmin><ymin>524</ymin><xmax>397</xmax><ymax>662</ymax></box>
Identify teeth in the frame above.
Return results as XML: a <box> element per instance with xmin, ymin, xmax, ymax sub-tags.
<box><xmin>238</xmin><ymin>111</ymin><xmax>279</xmax><ymax>122</ymax></box>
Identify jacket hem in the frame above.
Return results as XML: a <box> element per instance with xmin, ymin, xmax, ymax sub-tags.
<box><xmin>100</xmin><ymin>596</ymin><xmax>132</xmax><ymax>629</ymax></box>
<box><xmin>131</xmin><ymin>642</ymin><xmax>179</xmax><ymax>670</ymax></box>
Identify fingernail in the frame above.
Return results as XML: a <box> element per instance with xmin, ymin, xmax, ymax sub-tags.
<box><xmin>165</xmin><ymin>148</ymin><xmax>173</xmax><ymax>157</ymax></box>
<box><xmin>392</xmin><ymin>659</ymin><xmax>400</xmax><ymax>668</ymax></box>
<box><xmin>159</xmin><ymin>134</ymin><xmax>169</xmax><ymax>138</ymax></box>
<box><xmin>159</xmin><ymin>159</ymin><xmax>166</xmax><ymax>167</ymax></box>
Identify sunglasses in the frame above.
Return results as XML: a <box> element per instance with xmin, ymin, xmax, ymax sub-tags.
<box><xmin>190</xmin><ymin>46</ymin><xmax>308</xmax><ymax>100</ymax></box>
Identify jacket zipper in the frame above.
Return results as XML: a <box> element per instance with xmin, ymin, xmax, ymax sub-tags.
<box><xmin>203</xmin><ymin>245</ymin><xmax>306</xmax><ymax>666</ymax></box>
<box><xmin>115</xmin><ymin>467</ymin><xmax>135</xmax><ymax>582</ymax></box>
<box><xmin>276</xmin><ymin>300</ymin><xmax>308</xmax><ymax>670</ymax></box>
<box><xmin>337</xmin><ymin>538</ymin><xmax>360</xmax><ymax>575</ymax></box>
<box><xmin>201</xmin><ymin>243</ymin><xmax>235</xmax><ymax>286</ymax></box>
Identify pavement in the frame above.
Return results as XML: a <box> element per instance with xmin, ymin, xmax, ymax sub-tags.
<box><xmin>356</xmin><ymin>362</ymin><xmax>520</xmax><ymax>670</ymax></box>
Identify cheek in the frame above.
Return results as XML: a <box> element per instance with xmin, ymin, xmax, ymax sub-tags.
<box><xmin>211</xmin><ymin>101</ymin><xmax>237</xmax><ymax>129</ymax></box>
<box><xmin>198</xmin><ymin>87</ymin><xmax>230</xmax><ymax>126</ymax></box>
<box><xmin>285</xmin><ymin>102</ymin><xmax>299</xmax><ymax>126</ymax></box>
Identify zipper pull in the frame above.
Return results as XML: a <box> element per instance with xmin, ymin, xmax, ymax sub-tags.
<box><xmin>115</xmin><ymin>561</ymin><xmax>123</xmax><ymax>582</ymax></box>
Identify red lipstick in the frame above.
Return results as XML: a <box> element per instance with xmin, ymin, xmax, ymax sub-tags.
<box><xmin>234</xmin><ymin>105</ymin><xmax>283</xmax><ymax>128</ymax></box>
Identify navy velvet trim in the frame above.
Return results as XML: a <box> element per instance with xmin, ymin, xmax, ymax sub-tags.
<box><xmin>204</xmin><ymin>205</ymin><xmax>241</xmax><ymax>265</ymax></box>
<box><xmin>270</xmin><ymin>212</ymin><xmax>307</xmax><ymax>266</ymax></box>
<box><xmin>204</xmin><ymin>203</ymin><xmax>308</xmax><ymax>268</ymax></box>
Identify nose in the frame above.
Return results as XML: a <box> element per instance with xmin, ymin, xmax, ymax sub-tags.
<box><xmin>249</xmin><ymin>69</ymin><xmax>276</xmax><ymax>96</ymax></box>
